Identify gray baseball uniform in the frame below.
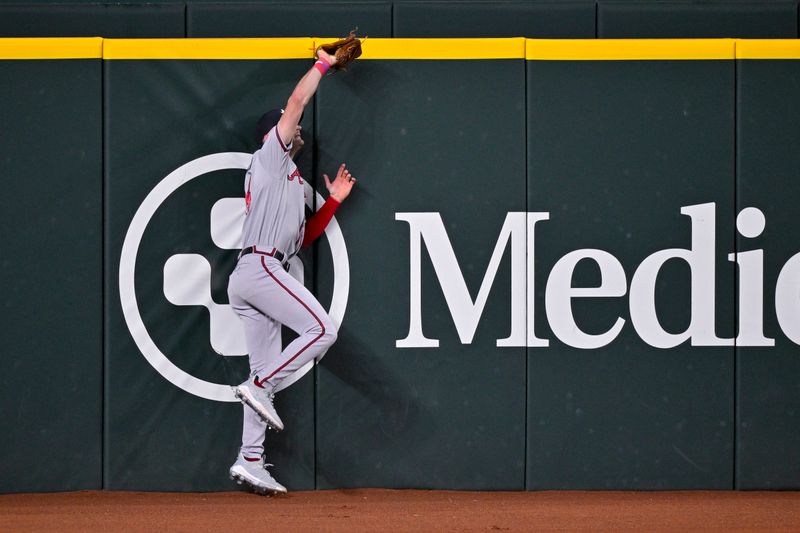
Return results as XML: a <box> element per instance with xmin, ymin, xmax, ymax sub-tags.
<box><xmin>241</xmin><ymin>125</ymin><xmax>305</xmax><ymax>257</ymax></box>
<box><xmin>228</xmin><ymin>125</ymin><xmax>337</xmax><ymax>458</ymax></box>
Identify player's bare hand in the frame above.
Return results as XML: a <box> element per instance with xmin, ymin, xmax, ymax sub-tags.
<box><xmin>324</xmin><ymin>163</ymin><xmax>356</xmax><ymax>203</ymax></box>
<box><xmin>289</xmin><ymin>125</ymin><xmax>304</xmax><ymax>159</ymax></box>
<box><xmin>316</xmin><ymin>47</ymin><xmax>337</xmax><ymax>67</ymax></box>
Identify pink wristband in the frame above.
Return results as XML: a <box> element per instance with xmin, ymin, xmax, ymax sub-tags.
<box><xmin>313</xmin><ymin>58</ymin><xmax>331</xmax><ymax>76</ymax></box>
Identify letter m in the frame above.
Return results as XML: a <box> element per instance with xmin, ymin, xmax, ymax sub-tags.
<box><xmin>395</xmin><ymin>212</ymin><xmax>525</xmax><ymax>348</ymax></box>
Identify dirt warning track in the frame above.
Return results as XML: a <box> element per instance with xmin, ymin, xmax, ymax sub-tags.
<box><xmin>2</xmin><ymin>489</ymin><xmax>800</xmax><ymax>532</ymax></box>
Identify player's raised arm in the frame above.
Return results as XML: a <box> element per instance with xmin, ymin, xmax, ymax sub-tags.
<box><xmin>276</xmin><ymin>49</ymin><xmax>337</xmax><ymax>146</ymax></box>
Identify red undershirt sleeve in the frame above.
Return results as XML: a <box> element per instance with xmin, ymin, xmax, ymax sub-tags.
<box><xmin>302</xmin><ymin>196</ymin><xmax>341</xmax><ymax>247</ymax></box>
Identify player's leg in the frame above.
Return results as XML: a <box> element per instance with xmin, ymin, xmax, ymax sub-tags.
<box><xmin>247</xmin><ymin>255</ymin><xmax>337</xmax><ymax>389</ymax></box>
<box><xmin>236</xmin><ymin>309</ymin><xmax>280</xmax><ymax>457</ymax></box>
<box><xmin>228</xmin><ymin>255</ymin><xmax>284</xmax><ymax>431</ymax></box>
<box><xmin>228</xmin><ymin>262</ymin><xmax>287</xmax><ymax>494</ymax></box>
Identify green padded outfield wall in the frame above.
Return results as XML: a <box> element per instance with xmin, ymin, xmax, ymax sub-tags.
<box><xmin>103</xmin><ymin>39</ymin><xmax>317</xmax><ymax>491</ymax></box>
<box><xmin>0</xmin><ymin>4</ymin><xmax>185</xmax><ymax>38</ymax></box>
<box><xmin>187</xmin><ymin>2</ymin><xmax>392</xmax><ymax>38</ymax></box>
<box><xmin>393</xmin><ymin>2</ymin><xmax>596</xmax><ymax>38</ymax></box>
<box><xmin>4</xmin><ymin>37</ymin><xmax>800</xmax><ymax>493</ymax></box>
<box><xmin>0</xmin><ymin>39</ymin><xmax>103</xmax><ymax>492</ymax></box>
<box><xmin>526</xmin><ymin>40</ymin><xmax>736</xmax><ymax>489</ymax></box>
<box><xmin>736</xmin><ymin>43</ymin><xmax>800</xmax><ymax>489</ymax></box>
<box><xmin>314</xmin><ymin>40</ymin><xmax>528</xmax><ymax>490</ymax></box>
<box><xmin>3</xmin><ymin>0</ymin><xmax>800</xmax><ymax>42</ymax></box>
<box><xmin>598</xmin><ymin>1</ymin><xmax>798</xmax><ymax>38</ymax></box>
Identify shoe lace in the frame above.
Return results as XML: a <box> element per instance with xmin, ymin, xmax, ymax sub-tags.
<box><xmin>246</xmin><ymin>455</ymin><xmax>276</xmax><ymax>473</ymax></box>
<box><xmin>261</xmin><ymin>462</ymin><xmax>278</xmax><ymax>481</ymax></box>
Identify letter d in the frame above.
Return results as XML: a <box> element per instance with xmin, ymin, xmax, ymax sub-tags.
<box><xmin>629</xmin><ymin>202</ymin><xmax>733</xmax><ymax>349</ymax></box>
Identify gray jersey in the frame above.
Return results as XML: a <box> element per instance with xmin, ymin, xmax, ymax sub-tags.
<box><xmin>241</xmin><ymin>125</ymin><xmax>306</xmax><ymax>257</ymax></box>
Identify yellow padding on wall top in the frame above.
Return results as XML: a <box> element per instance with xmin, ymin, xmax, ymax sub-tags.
<box><xmin>106</xmin><ymin>37</ymin><xmax>526</xmax><ymax>60</ymax></box>
<box><xmin>2</xmin><ymin>38</ymin><xmax>800</xmax><ymax>61</ymax></box>
<box><xmin>527</xmin><ymin>39</ymin><xmax>736</xmax><ymax>60</ymax></box>
<box><xmin>737</xmin><ymin>39</ymin><xmax>800</xmax><ymax>59</ymax></box>
<box><xmin>0</xmin><ymin>37</ymin><xmax>102</xmax><ymax>59</ymax></box>
<box><xmin>103</xmin><ymin>38</ymin><xmax>315</xmax><ymax>60</ymax></box>
<box><xmin>317</xmin><ymin>38</ymin><xmax>526</xmax><ymax>60</ymax></box>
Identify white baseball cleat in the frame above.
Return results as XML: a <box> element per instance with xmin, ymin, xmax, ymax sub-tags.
<box><xmin>235</xmin><ymin>377</ymin><xmax>284</xmax><ymax>431</ymax></box>
<box><xmin>229</xmin><ymin>452</ymin><xmax>287</xmax><ymax>495</ymax></box>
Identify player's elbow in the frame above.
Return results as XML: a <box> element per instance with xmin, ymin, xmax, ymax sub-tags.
<box><xmin>287</xmin><ymin>93</ymin><xmax>309</xmax><ymax>112</ymax></box>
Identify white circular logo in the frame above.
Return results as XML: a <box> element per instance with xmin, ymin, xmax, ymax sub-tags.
<box><xmin>119</xmin><ymin>152</ymin><xmax>349</xmax><ymax>402</ymax></box>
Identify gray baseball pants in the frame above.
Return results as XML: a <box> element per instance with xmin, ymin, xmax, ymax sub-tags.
<box><xmin>228</xmin><ymin>252</ymin><xmax>337</xmax><ymax>457</ymax></box>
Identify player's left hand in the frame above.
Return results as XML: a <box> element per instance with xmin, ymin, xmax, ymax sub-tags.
<box><xmin>324</xmin><ymin>163</ymin><xmax>356</xmax><ymax>202</ymax></box>
<box><xmin>316</xmin><ymin>47</ymin><xmax>337</xmax><ymax>67</ymax></box>
<box><xmin>289</xmin><ymin>125</ymin><xmax>304</xmax><ymax>159</ymax></box>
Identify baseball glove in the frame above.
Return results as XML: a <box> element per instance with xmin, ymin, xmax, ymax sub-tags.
<box><xmin>316</xmin><ymin>31</ymin><xmax>363</xmax><ymax>71</ymax></box>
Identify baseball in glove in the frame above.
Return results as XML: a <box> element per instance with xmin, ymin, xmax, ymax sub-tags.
<box><xmin>316</xmin><ymin>31</ymin><xmax>363</xmax><ymax>71</ymax></box>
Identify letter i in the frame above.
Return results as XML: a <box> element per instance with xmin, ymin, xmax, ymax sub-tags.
<box><xmin>729</xmin><ymin>207</ymin><xmax>775</xmax><ymax>346</ymax></box>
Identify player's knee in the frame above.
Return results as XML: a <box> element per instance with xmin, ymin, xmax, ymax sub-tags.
<box><xmin>306</xmin><ymin>319</ymin><xmax>337</xmax><ymax>348</ymax></box>
<box><xmin>319</xmin><ymin>321</ymin><xmax>338</xmax><ymax>348</ymax></box>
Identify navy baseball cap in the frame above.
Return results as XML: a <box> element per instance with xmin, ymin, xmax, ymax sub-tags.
<box><xmin>255</xmin><ymin>108</ymin><xmax>304</xmax><ymax>145</ymax></box>
<box><xmin>255</xmin><ymin>109</ymin><xmax>283</xmax><ymax>144</ymax></box>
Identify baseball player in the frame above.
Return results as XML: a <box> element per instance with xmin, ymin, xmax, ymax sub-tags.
<box><xmin>227</xmin><ymin>47</ymin><xmax>356</xmax><ymax>494</ymax></box>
